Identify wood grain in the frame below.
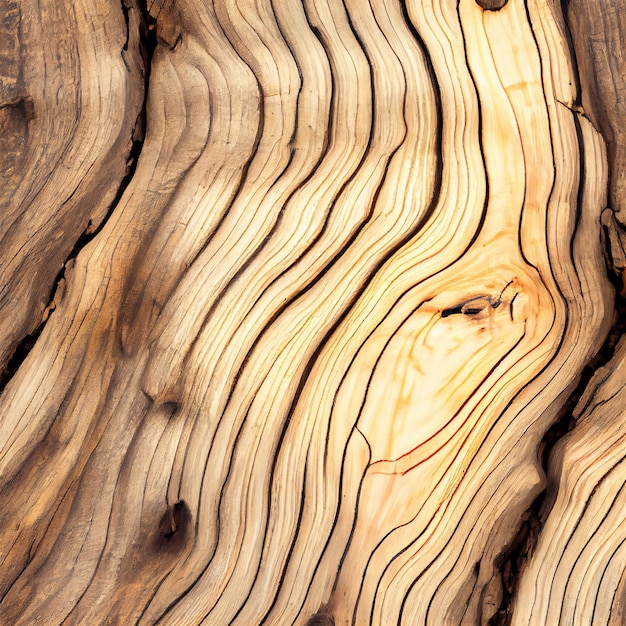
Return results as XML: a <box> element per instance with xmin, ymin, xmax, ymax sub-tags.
<box><xmin>0</xmin><ymin>0</ymin><xmax>617</xmax><ymax>624</ymax></box>
<box><xmin>0</xmin><ymin>0</ymin><xmax>145</xmax><ymax>376</ymax></box>
<box><xmin>512</xmin><ymin>336</ymin><xmax>626</xmax><ymax>625</ymax></box>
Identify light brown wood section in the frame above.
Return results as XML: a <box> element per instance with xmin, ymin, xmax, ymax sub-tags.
<box><xmin>0</xmin><ymin>0</ymin><xmax>618</xmax><ymax>624</ymax></box>
<box><xmin>0</xmin><ymin>0</ymin><xmax>145</xmax><ymax>374</ymax></box>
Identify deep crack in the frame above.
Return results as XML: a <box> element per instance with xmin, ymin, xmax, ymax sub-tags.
<box><xmin>121</xmin><ymin>0</ymin><xmax>130</xmax><ymax>51</ymax></box>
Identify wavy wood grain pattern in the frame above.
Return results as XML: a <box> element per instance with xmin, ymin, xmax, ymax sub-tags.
<box><xmin>0</xmin><ymin>0</ymin><xmax>614</xmax><ymax>624</ymax></box>
<box><xmin>565</xmin><ymin>0</ymin><xmax>626</xmax><ymax>300</ymax></box>
<box><xmin>508</xmin><ymin>4</ymin><xmax>626</xmax><ymax>624</ymax></box>
<box><xmin>565</xmin><ymin>0</ymin><xmax>626</xmax><ymax>221</ymax></box>
<box><xmin>0</xmin><ymin>0</ymin><xmax>145</xmax><ymax>375</ymax></box>
<box><xmin>512</xmin><ymin>336</ymin><xmax>626</xmax><ymax>625</ymax></box>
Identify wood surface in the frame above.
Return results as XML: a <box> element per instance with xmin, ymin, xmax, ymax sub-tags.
<box><xmin>512</xmin><ymin>336</ymin><xmax>626</xmax><ymax>625</ymax></box>
<box><xmin>0</xmin><ymin>0</ymin><xmax>624</xmax><ymax>624</ymax></box>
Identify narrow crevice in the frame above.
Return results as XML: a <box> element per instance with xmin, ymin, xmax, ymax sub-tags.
<box><xmin>0</xmin><ymin>324</ymin><xmax>46</xmax><ymax>395</ymax></box>
<box><xmin>121</xmin><ymin>0</ymin><xmax>131</xmax><ymax>51</ymax></box>
<box><xmin>0</xmin><ymin>2</ymin><xmax>157</xmax><ymax>398</ymax></box>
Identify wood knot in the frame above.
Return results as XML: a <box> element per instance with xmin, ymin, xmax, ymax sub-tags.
<box><xmin>476</xmin><ymin>0</ymin><xmax>508</xmax><ymax>9</ymax></box>
<box><xmin>305</xmin><ymin>611</ymin><xmax>335</xmax><ymax>626</ymax></box>
<box><xmin>155</xmin><ymin>500</ymin><xmax>190</xmax><ymax>551</ymax></box>
<box><xmin>0</xmin><ymin>95</ymin><xmax>35</xmax><ymax>122</ymax></box>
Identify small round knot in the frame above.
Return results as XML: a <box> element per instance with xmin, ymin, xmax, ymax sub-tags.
<box><xmin>155</xmin><ymin>500</ymin><xmax>190</xmax><ymax>552</ymax></box>
<box><xmin>476</xmin><ymin>0</ymin><xmax>508</xmax><ymax>10</ymax></box>
<box><xmin>305</xmin><ymin>612</ymin><xmax>335</xmax><ymax>626</ymax></box>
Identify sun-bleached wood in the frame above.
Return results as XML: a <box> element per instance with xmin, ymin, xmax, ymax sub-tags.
<box><xmin>0</xmin><ymin>0</ymin><xmax>619</xmax><ymax>624</ymax></box>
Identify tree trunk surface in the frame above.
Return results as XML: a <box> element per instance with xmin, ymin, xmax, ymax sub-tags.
<box><xmin>1</xmin><ymin>0</ymin><xmax>624</xmax><ymax>624</ymax></box>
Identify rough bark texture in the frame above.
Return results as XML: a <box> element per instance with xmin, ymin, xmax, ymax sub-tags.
<box><xmin>0</xmin><ymin>0</ymin><xmax>624</xmax><ymax>625</ymax></box>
